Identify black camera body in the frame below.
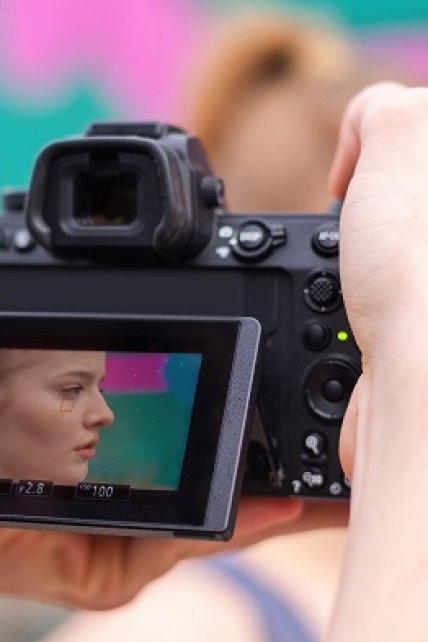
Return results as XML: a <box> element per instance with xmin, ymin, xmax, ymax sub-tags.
<box><xmin>1</xmin><ymin>122</ymin><xmax>360</xmax><ymax>503</ymax></box>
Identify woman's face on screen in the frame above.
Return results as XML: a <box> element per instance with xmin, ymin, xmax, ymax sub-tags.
<box><xmin>0</xmin><ymin>350</ymin><xmax>114</xmax><ymax>484</ymax></box>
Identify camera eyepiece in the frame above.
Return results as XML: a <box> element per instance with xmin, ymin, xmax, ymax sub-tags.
<box><xmin>26</xmin><ymin>123</ymin><xmax>223</xmax><ymax>260</ymax></box>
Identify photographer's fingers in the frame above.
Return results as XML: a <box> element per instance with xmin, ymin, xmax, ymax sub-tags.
<box><xmin>97</xmin><ymin>498</ymin><xmax>306</xmax><ymax>611</ymax></box>
<box><xmin>0</xmin><ymin>488</ymin><xmax>303</xmax><ymax>610</ymax></box>
<box><xmin>328</xmin><ymin>82</ymin><xmax>405</xmax><ymax>199</ymax></box>
<box><xmin>234</xmin><ymin>495</ymin><xmax>304</xmax><ymax>534</ymax></box>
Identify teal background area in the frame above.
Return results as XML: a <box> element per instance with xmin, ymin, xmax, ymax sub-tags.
<box><xmin>165</xmin><ymin>352</ymin><xmax>203</xmax><ymax>409</ymax></box>
<box><xmin>88</xmin><ymin>392</ymin><xmax>193</xmax><ymax>490</ymax></box>
<box><xmin>0</xmin><ymin>85</ymin><xmax>114</xmax><ymax>190</ymax></box>
<box><xmin>214</xmin><ymin>0</ymin><xmax>428</xmax><ymax>27</ymax></box>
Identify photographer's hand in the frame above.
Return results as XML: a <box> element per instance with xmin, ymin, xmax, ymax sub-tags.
<box><xmin>0</xmin><ymin>496</ymin><xmax>302</xmax><ymax>609</ymax></box>
<box><xmin>325</xmin><ymin>82</ymin><xmax>428</xmax><ymax>641</ymax></box>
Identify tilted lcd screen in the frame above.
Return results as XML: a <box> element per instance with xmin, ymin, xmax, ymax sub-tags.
<box><xmin>0</xmin><ymin>349</ymin><xmax>202</xmax><ymax>494</ymax></box>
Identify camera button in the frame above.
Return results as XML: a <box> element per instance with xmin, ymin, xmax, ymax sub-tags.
<box><xmin>343</xmin><ymin>474</ymin><xmax>351</xmax><ymax>490</ymax></box>
<box><xmin>237</xmin><ymin>223</ymin><xmax>269</xmax><ymax>251</ymax></box>
<box><xmin>302</xmin><ymin>468</ymin><xmax>324</xmax><ymax>490</ymax></box>
<box><xmin>232</xmin><ymin>221</ymin><xmax>286</xmax><ymax>260</ymax></box>
<box><xmin>303</xmin><ymin>271</ymin><xmax>341</xmax><ymax>313</ymax></box>
<box><xmin>218</xmin><ymin>225</ymin><xmax>234</xmax><ymax>239</ymax></box>
<box><xmin>329</xmin><ymin>481</ymin><xmax>343</xmax><ymax>496</ymax></box>
<box><xmin>312</xmin><ymin>223</ymin><xmax>339</xmax><ymax>257</ymax></box>
<box><xmin>321</xmin><ymin>378</ymin><xmax>345</xmax><ymax>402</ymax></box>
<box><xmin>308</xmin><ymin>276</ymin><xmax>337</xmax><ymax>306</ymax></box>
<box><xmin>302</xmin><ymin>322</ymin><xmax>331</xmax><ymax>351</ymax></box>
<box><xmin>303</xmin><ymin>432</ymin><xmax>326</xmax><ymax>457</ymax></box>
<box><xmin>14</xmin><ymin>229</ymin><xmax>35</xmax><ymax>252</ymax></box>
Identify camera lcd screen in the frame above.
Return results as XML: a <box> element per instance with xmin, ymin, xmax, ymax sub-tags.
<box><xmin>0</xmin><ymin>349</ymin><xmax>202</xmax><ymax>491</ymax></box>
<box><xmin>0</xmin><ymin>314</ymin><xmax>260</xmax><ymax>538</ymax></box>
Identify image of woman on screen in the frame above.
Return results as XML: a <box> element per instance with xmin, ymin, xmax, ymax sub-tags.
<box><xmin>0</xmin><ymin>349</ymin><xmax>114</xmax><ymax>484</ymax></box>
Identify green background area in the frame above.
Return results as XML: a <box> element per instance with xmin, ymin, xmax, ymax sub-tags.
<box><xmin>88</xmin><ymin>392</ymin><xmax>193</xmax><ymax>490</ymax></box>
<box><xmin>215</xmin><ymin>0</ymin><xmax>428</xmax><ymax>27</ymax></box>
<box><xmin>0</xmin><ymin>85</ymin><xmax>114</xmax><ymax>189</ymax></box>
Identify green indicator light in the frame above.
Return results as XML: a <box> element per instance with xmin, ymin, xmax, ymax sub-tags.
<box><xmin>337</xmin><ymin>331</ymin><xmax>349</xmax><ymax>342</ymax></box>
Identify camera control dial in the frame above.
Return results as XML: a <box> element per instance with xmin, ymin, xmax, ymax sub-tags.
<box><xmin>304</xmin><ymin>359</ymin><xmax>360</xmax><ymax>422</ymax></box>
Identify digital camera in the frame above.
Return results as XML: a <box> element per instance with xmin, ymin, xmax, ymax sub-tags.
<box><xmin>0</xmin><ymin>122</ymin><xmax>360</xmax><ymax>538</ymax></box>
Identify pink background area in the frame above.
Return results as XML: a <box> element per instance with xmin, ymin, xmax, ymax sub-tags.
<box><xmin>0</xmin><ymin>0</ymin><xmax>208</xmax><ymax>118</ymax></box>
<box><xmin>104</xmin><ymin>353</ymin><xmax>168</xmax><ymax>392</ymax></box>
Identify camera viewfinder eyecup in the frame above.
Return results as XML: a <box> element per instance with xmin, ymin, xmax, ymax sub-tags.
<box><xmin>25</xmin><ymin>123</ymin><xmax>224</xmax><ymax>261</ymax></box>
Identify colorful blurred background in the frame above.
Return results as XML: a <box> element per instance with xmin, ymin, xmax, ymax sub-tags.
<box><xmin>90</xmin><ymin>352</ymin><xmax>202</xmax><ymax>489</ymax></box>
<box><xmin>1</xmin><ymin>0</ymin><xmax>428</xmax><ymax>193</ymax></box>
